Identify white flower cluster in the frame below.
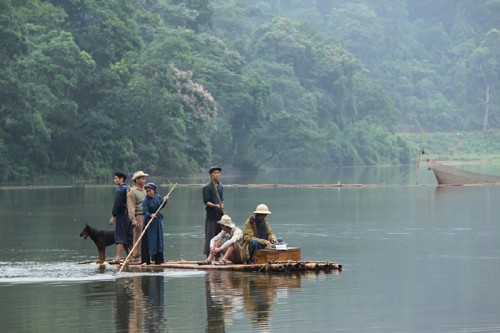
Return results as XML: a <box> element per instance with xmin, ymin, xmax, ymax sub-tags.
<box><xmin>172</xmin><ymin>64</ymin><xmax>218</xmax><ymax>121</ymax></box>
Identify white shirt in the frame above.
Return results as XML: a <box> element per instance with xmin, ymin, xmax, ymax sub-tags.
<box><xmin>210</xmin><ymin>226</ymin><xmax>243</xmax><ymax>251</ymax></box>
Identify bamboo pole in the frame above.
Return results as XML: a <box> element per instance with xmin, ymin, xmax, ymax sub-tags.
<box><xmin>213</xmin><ymin>180</ymin><xmax>224</xmax><ymax>214</ymax></box>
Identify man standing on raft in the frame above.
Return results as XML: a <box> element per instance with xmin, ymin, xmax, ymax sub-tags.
<box><xmin>127</xmin><ymin>170</ymin><xmax>149</xmax><ymax>259</ymax></box>
<box><xmin>109</xmin><ymin>171</ymin><xmax>133</xmax><ymax>264</ymax></box>
<box><xmin>202</xmin><ymin>166</ymin><xmax>224</xmax><ymax>258</ymax></box>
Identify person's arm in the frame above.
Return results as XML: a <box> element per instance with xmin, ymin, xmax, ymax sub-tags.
<box><xmin>111</xmin><ymin>188</ymin><xmax>122</xmax><ymax>217</ymax></box>
<box><xmin>266</xmin><ymin>222</ymin><xmax>277</xmax><ymax>243</ymax></box>
<box><xmin>142</xmin><ymin>198</ymin><xmax>152</xmax><ymax>222</ymax></box>
<box><xmin>159</xmin><ymin>194</ymin><xmax>169</xmax><ymax>210</ymax></box>
<box><xmin>127</xmin><ymin>189</ymin><xmax>137</xmax><ymax>224</ymax></box>
<box><xmin>109</xmin><ymin>188</ymin><xmax>121</xmax><ymax>224</ymax></box>
<box><xmin>220</xmin><ymin>228</ymin><xmax>242</xmax><ymax>251</ymax></box>
<box><xmin>242</xmin><ymin>219</ymin><xmax>255</xmax><ymax>242</ymax></box>
<box><xmin>210</xmin><ymin>230</ymin><xmax>224</xmax><ymax>249</ymax></box>
<box><xmin>216</xmin><ymin>183</ymin><xmax>224</xmax><ymax>209</ymax></box>
<box><xmin>202</xmin><ymin>185</ymin><xmax>212</xmax><ymax>206</ymax></box>
<box><xmin>204</xmin><ymin>184</ymin><xmax>219</xmax><ymax>210</ymax></box>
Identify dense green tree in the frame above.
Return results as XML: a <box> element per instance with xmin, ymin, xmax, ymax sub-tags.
<box><xmin>325</xmin><ymin>2</ymin><xmax>383</xmax><ymax>64</ymax></box>
<box><xmin>154</xmin><ymin>0</ymin><xmax>214</xmax><ymax>32</ymax></box>
<box><xmin>312</xmin><ymin>40</ymin><xmax>361</xmax><ymax>128</ymax></box>
<box><xmin>251</xmin><ymin>17</ymin><xmax>316</xmax><ymax>82</ymax></box>
<box><xmin>0</xmin><ymin>0</ymin><xmax>27</xmax><ymax>66</ymax></box>
<box><xmin>254</xmin><ymin>111</ymin><xmax>326</xmax><ymax>167</ymax></box>
<box><xmin>0</xmin><ymin>0</ymin><xmax>94</xmax><ymax>181</ymax></box>
<box><xmin>351</xmin><ymin>74</ymin><xmax>398</xmax><ymax>129</ymax></box>
<box><xmin>210</xmin><ymin>0</ymin><xmax>261</xmax><ymax>54</ymax></box>
<box><xmin>50</xmin><ymin>0</ymin><xmax>144</xmax><ymax>66</ymax></box>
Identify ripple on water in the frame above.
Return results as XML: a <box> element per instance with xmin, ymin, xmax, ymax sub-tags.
<box><xmin>0</xmin><ymin>261</ymin><xmax>205</xmax><ymax>285</ymax></box>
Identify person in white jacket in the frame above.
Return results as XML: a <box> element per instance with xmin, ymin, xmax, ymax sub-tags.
<box><xmin>199</xmin><ymin>215</ymin><xmax>243</xmax><ymax>265</ymax></box>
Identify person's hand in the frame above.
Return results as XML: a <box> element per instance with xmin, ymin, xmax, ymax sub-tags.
<box><xmin>271</xmin><ymin>238</ymin><xmax>277</xmax><ymax>244</ymax></box>
<box><xmin>131</xmin><ymin>217</ymin><xmax>137</xmax><ymax>227</ymax></box>
<box><xmin>210</xmin><ymin>247</ymin><xmax>221</xmax><ymax>255</ymax></box>
<box><xmin>108</xmin><ymin>217</ymin><xmax>115</xmax><ymax>225</ymax></box>
<box><xmin>264</xmin><ymin>240</ymin><xmax>271</xmax><ymax>246</ymax></box>
<box><xmin>164</xmin><ymin>195</ymin><xmax>170</xmax><ymax>201</ymax></box>
<box><xmin>151</xmin><ymin>213</ymin><xmax>156</xmax><ymax>219</ymax></box>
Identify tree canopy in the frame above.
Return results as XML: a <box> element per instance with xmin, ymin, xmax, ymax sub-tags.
<box><xmin>0</xmin><ymin>0</ymin><xmax>498</xmax><ymax>183</ymax></box>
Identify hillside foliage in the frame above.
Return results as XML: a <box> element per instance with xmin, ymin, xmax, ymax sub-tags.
<box><xmin>1</xmin><ymin>0</ymin><xmax>498</xmax><ymax>182</ymax></box>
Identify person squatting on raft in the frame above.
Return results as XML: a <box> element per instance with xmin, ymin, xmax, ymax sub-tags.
<box><xmin>202</xmin><ymin>166</ymin><xmax>224</xmax><ymax>258</ymax></box>
<box><xmin>109</xmin><ymin>172</ymin><xmax>133</xmax><ymax>264</ymax></box>
<box><xmin>241</xmin><ymin>204</ymin><xmax>284</xmax><ymax>264</ymax></box>
<box><xmin>141</xmin><ymin>182</ymin><xmax>170</xmax><ymax>265</ymax></box>
<box><xmin>199</xmin><ymin>215</ymin><xmax>243</xmax><ymax>265</ymax></box>
<box><xmin>127</xmin><ymin>170</ymin><xmax>149</xmax><ymax>259</ymax></box>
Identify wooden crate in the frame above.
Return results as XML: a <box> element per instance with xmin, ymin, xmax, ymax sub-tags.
<box><xmin>254</xmin><ymin>247</ymin><xmax>301</xmax><ymax>264</ymax></box>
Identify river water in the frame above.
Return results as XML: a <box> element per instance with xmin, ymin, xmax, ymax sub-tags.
<box><xmin>1</xmin><ymin>166</ymin><xmax>500</xmax><ymax>332</ymax></box>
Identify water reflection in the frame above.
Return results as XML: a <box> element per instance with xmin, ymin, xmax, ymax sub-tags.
<box><xmin>205</xmin><ymin>271</ymin><xmax>315</xmax><ymax>332</ymax></box>
<box><xmin>434</xmin><ymin>184</ymin><xmax>495</xmax><ymax>207</ymax></box>
<box><xmin>112</xmin><ymin>276</ymin><xmax>166</xmax><ymax>332</ymax></box>
<box><xmin>434</xmin><ymin>184</ymin><xmax>468</xmax><ymax>196</ymax></box>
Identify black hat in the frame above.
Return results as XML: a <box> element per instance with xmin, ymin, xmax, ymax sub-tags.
<box><xmin>144</xmin><ymin>182</ymin><xmax>157</xmax><ymax>191</ymax></box>
<box><xmin>209</xmin><ymin>166</ymin><xmax>222</xmax><ymax>174</ymax></box>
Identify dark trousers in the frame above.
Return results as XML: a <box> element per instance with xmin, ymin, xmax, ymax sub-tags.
<box><xmin>204</xmin><ymin>216</ymin><xmax>222</xmax><ymax>255</ymax></box>
<box><xmin>248</xmin><ymin>237</ymin><xmax>284</xmax><ymax>262</ymax></box>
<box><xmin>141</xmin><ymin>231</ymin><xmax>164</xmax><ymax>264</ymax></box>
<box><xmin>151</xmin><ymin>253</ymin><xmax>164</xmax><ymax>265</ymax></box>
<box><xmin>141</xmin><ymin>231</ymin><xmax>150</xmax><ymax>264</ymax></box>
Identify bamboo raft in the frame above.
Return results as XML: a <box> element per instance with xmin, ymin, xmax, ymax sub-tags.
<box><xmin>83</xmin><ymin>247</ymin><xmax>343</xmax><ymax>273</ymax></box>
<box><xmin>110</xmin><ymin>260</ymin><xmax>342</xmax><ymax>273</ymax></box>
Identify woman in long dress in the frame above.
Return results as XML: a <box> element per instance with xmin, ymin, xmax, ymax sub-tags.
<box><xmin>142</xmin><ymin>182</ymin><xmax>170</xmax><ymax>265</ymax></box>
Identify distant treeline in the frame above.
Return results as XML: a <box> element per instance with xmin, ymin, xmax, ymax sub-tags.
<box><xmin>0</xmin><ymin>0</ymin><xmax>498</xmax><ymax>182</ymax></box>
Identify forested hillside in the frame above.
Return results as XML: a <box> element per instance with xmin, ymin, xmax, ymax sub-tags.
<box><xmin>0</xmin><ymin>0</ymin><xmax>498</xmax><ymax>183</ymax></box>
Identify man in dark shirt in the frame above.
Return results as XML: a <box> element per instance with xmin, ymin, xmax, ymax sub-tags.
<box><xmin>202</xmin><ymin>166</ymin><xmax>224</xmax><ymax>257</ymax></box>
<box><xmin>109</xmin><ymin>171</ymin><xmax>132</xmax><ymax>263</ymax></box>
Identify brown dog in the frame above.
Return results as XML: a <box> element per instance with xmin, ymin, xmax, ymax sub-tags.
<box><xmin>80</xmin><ymin>223</ymin><xmax>117</xmax><ymax>264</ymax></box>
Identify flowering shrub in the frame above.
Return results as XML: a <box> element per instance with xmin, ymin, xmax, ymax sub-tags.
<box><xmin>172</xmin><ymin>64</ymin><xmax>218</xmax><ymax>122</ymax></box>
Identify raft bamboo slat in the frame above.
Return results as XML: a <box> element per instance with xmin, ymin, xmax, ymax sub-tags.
<box><xmin>110</xmin><ymin>260</ymin><xmax>342</xmax><ymax>272</ymax></box>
